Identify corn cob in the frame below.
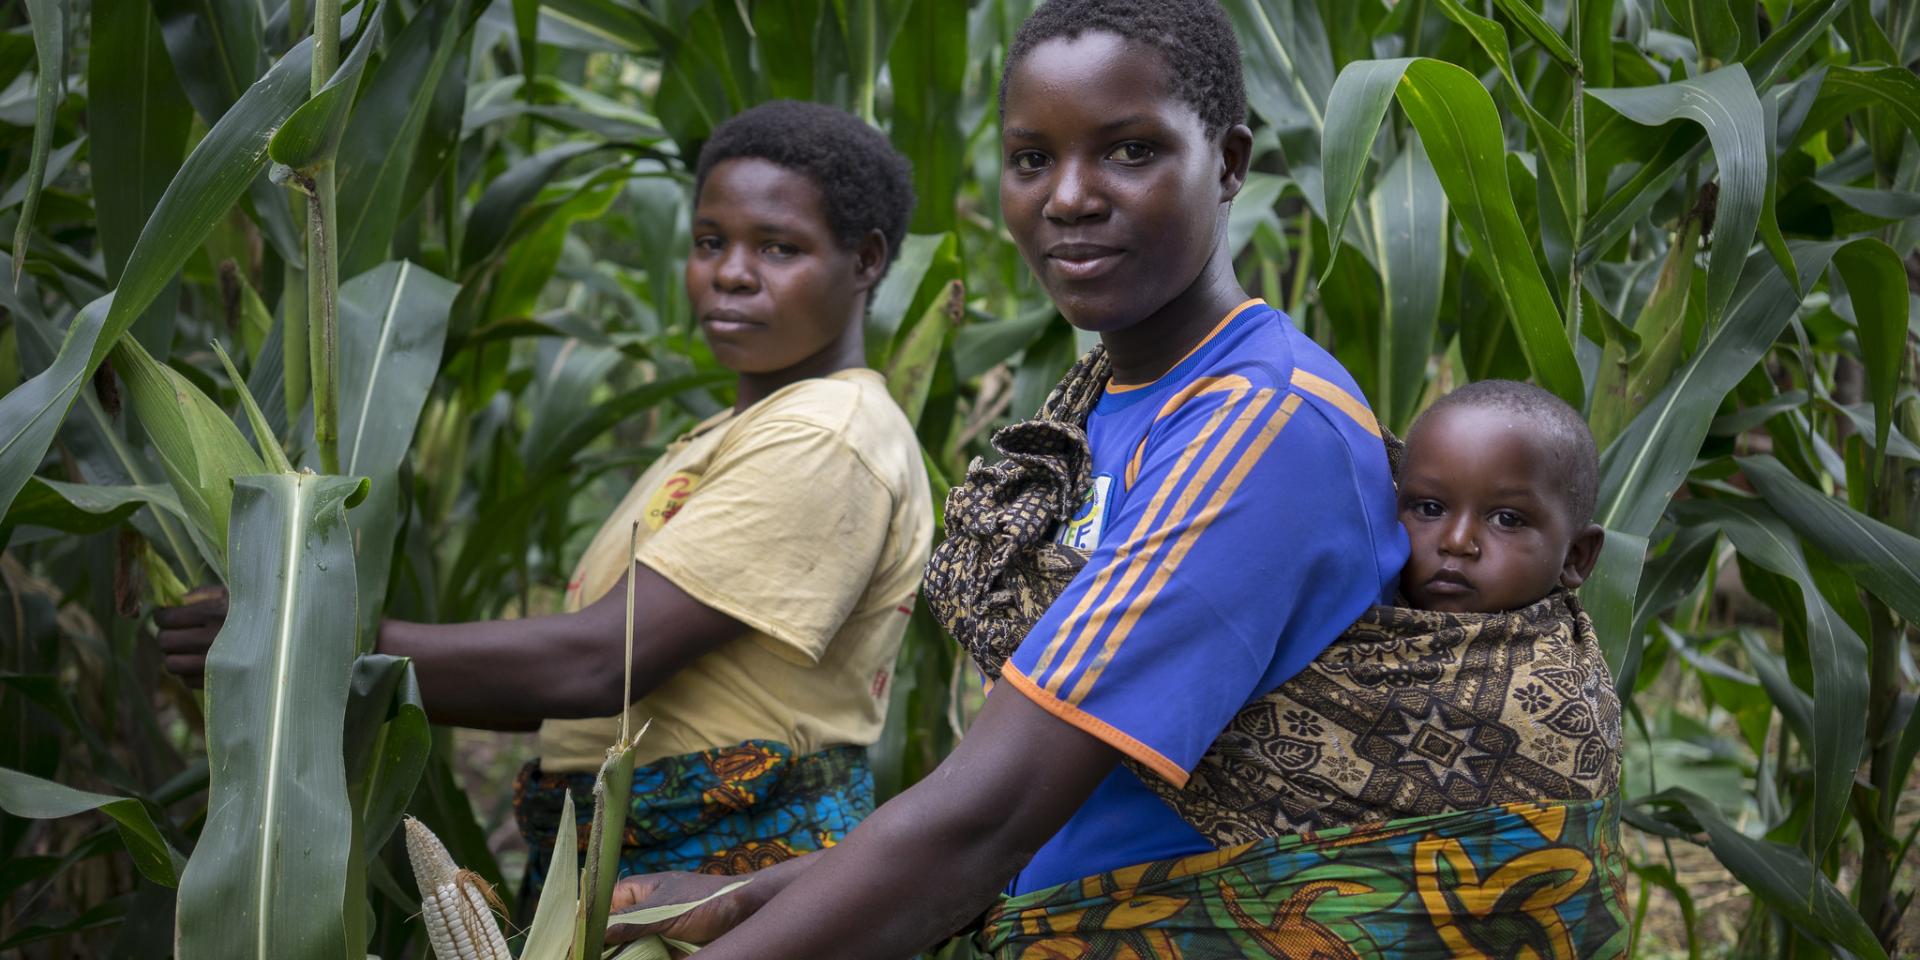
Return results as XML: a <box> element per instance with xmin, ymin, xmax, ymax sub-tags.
<box><xmin>405</xmin><ymin>817</ymin><xmax>513</xmax><ymax>960</ymax></box>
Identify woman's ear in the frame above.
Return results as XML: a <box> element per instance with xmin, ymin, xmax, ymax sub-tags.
<box><xmin>1218</xmin><ymin>123</ymin><xmax>1255</xmax><ymax>203</ymax></box>
<box><xmin>852</xmin><ymin>228</ymin><xmax>888</xmax><ymax>292</ymax></box>
<box><xmin>1559</xmin><ymin>524</ymin><xmax>1606</xmax><ymax>589</ymax></box>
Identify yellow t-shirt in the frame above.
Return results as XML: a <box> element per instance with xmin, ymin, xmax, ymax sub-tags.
<box><xmin>537</xmin><ymin>368</ymin><xmax>933</xmax><ymax>773</ymax></box>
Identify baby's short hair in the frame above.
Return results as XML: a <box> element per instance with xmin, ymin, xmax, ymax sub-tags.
<box><xmin>1417</xmin><ymin>380</ymin><xmax>1599</xmax><ymax>524</ymax></box>
<box><xmin>693</xmin><ymin>100</ymin><xmax>915</xmax><ymax>279</ymax></box>
<box><xmin>1000</xmin><ymin>0</ymin><xmax>1248</xmax><ymax>138</ymax></box>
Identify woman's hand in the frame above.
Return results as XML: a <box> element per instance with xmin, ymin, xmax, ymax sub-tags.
<box><xmin>152</xmin><ymin>586</ymin><xmax>230</xmax><ymax>688</ymax></box>
<box><xmin>606</xmin><ymin>870</ymin><xmax>764</xmax><ymax>946</ymax></box>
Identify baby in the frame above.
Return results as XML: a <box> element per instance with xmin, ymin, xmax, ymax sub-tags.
<box><xmin>1395</xmin><ymin>379</ymin><xmax>1605</xmax><ymax>614</ymax></box>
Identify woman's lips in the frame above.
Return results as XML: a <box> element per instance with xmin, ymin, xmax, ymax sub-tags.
<box><xmin>700</xmin><ymin>311</ymin><xmax>763</xmax><ymax>336</ymax></box>
<box><xmin>1046</xmin><ymin>243</ymin><xmax>1125</xmax><ymax>282</ymax></box>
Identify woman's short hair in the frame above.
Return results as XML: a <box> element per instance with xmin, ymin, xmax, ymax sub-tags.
<box><xmin>1000</xmin><ymin>0</ymin><xmax>1248</xmax><ymax>137</ymax></box>
<box><xmin>693</xmin><ymin>100</ymin><xmax>915</xmax><ymax>275</ymax></box>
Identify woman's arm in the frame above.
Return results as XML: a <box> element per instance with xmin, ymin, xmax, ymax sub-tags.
<box><xmin>663</xmin><ymin>684</ymin><xmax>1123</xmax><ymax>960</ymax></box>
<box><xmin>153</xmin><ymin>569</ymin><xmax>746</xmax><ymax>729</ymax></box>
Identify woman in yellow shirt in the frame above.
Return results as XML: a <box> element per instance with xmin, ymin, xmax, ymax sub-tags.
<box><xmin>155</xmin><ymin>101</ymin><xmax>932</xmax><ymax>898</ymax></box>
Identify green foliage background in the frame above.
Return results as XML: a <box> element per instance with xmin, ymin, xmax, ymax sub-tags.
<box><xmin>0</xmin><ymin>0</ymin><xmax>1916</xmax><ymax>956</ymax></box>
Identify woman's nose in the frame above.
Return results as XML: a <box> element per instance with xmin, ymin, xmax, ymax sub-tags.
<box><xmin>1042</xmin><ymin>158</ymin><xmax>1109</xmax><ymax>224</ymax></box>
<box><xmin>713</xmin><ymin>247</ymin><xmax>757</xmax><ymax>292</ymax></box>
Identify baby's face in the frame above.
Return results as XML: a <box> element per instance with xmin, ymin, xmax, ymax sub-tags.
<box><xmin>1397</xmin><ymin>405</ymin><xmax>1591</xmax><ymax>613</ymax></box>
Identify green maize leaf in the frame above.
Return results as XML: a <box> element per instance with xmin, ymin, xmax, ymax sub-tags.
<box><xmin>889</xmin><ymin>0</ymin><xmax>966</xmax><ymax>235</ymax></box>
<box><xmin>1739</xmin><ymin>455</ymin><xmax>1920</xmax><ymax>625</ymax></box>
<box><xmin>87</xmin><ymin>0</ymin><xmax>193</xmax><ymax>353</ymax></box>
<box><xmin>869</xmin><ymin>233</ymin><xmax>952</xmax><ymax>349</ymax></box>
<box><xmin>113</xmin><ymin>336</ymin><xmax>268</xmax><ymax>578</ymax></box>
<box><xmin>13</xmin><ymin>0</ymin><xmax>63</xmax><ymax>289</ymax></box>
<box><xmin>1577</xmin><ymin>0</ymin><xmax>1851</xmax><ymax>265</ymax></box>
<box><xmin>342</xmin><ymin>655</ymin><xmax>430</xmax><ymax>861</ymax></box>
<box><xmin>1671</xmin><ymin>496</ymin><xmax>1866</xmax><ymax>863</ymax></box>
<box><xmin>1578</xmin><ymin>0</ymin><xmax>1616</xmax><ymax>86</ymax></box>
<box><xmin>1491</xmin><ymin>0</ymin><xmax>1579</xmax><ymax>67</ymax></box>
<box><xmin>887</xmin><ymin>278</ymin><xmax>966</xmax><ymax>429</ymax></box>
<box><xmin>0</xmin><ymin>766</ymin><xmax>183</xmax><ymax>888</ymax></box>
<box><xmin>520</xmin><ymin>789</ymin><xmax>579</xmax><ymax>960</ymax></box>
<box><xmin>335</xmin><ymin>0</ymin><xmax>475</xmax><ymax>278</ymax></box>
<box><xmin>338</xmin><ymin>261</ymin><xmax>456</xmax><ymax>645</ymax></box>
<box><xmin>1226</xmin><ymin>0</ymin><xmax>1335</xmax><ymax>218</ymax></box>
<box><xmin>150</xmin><ymin>0</ymin><xmax>265</xmax><ymax>123</ymax></box>
<box><xmin>577</xmin><ymin>741</ymin><xmax>639</xmax><ymax>960</ymax></box>
<box><xmin>752</xmin><ymin>0</ymin><xmax>824</xmax><ymax>99</ymax></box>
<box><xmin>4</xmin><ymin>288</ymin><xmax>204</xmax><ymax>579</ymax></box>
<box><xmin>1434</xmin><ymin>0</ymin><xmax>1577</xmax><ymax>224</ymax></box>
<box><xmin>1322</xmin><ymin>57</ymin><xmax>1583</xmax><ymax>407</ymax></box>
<box><xmin>1590</xmin><ymin>214</ymin><xmax>1701</xmax><ymax>451</ymax></box>
<box><xmin>1739</xmin><ymin>629</ymin><xmax>1814</xmax><ymax>745</ymax></box>
<box><xmin>268</xmin><ymin>8</ymin><xmax>382</xmax><ymax>171</ymax></box>
<box><xmin>176</xmin><ymin>472</ymin><xmax>367</xmax><ymax>960</ymax></box>
<box><xmin>540</xmin><ymin>0</ymin><xmax>652</xmax><ymax>53</ymax></box>
<box><xmin>2</xmin><ymin>477</ymin><xmax>181</xmax><ymax>535</ymax></box>
<box><xmin>522</xmin><ymin>340</ymin><xmax>623</xmax><ymax>475</ymax></box>
<box><xmin>1811</xmin><ymin>179</ymin><xmax>1920</xmax><ymax>220</ymax></box>
<box><xmin>0</xmin><ymin>292</ymin><xmax>112</xmax><ymax>541</ymax></box>
<box><xmin>0</xmin><ymin>900</ymin><xmax>128</xmax><ymax>952</ymax></box>
<box><xmin>1797</xmin><ymin>70</ymin><xmax>1912</xmax><ymax>152</ymax></box>
<box><xmin>1587</xmin><ymin>240</ymin><xmax>1856</xmax><ymax>665</ymax></box>
<box><xmin>1660</xmin><ymin>0</ymin><xmax>1740</xmax><ymax>62</ymax></box>
<box><xmin>1585</xmin><ymin>526</ymin><xmax>1649</xmax><ymax>681</ymax></box>
<box><xmin>1365</xmin><ymin>138</ymin><xmax>1446</xmax><ymax>434</ymax></box>
<box><xmin>1586</xmin><ymin>65</ymin><xmax>1769</xmax><ymax>325</ymax></box>
<box><xmin>211</xmin><ymin>341</ymin><xmax>293</xmax><ymax>473</ymax></box>
<box><xmin>1827</xmin><ymin>238</ymin><xmax>1909</xmax><ymax>461</ymax></box>
<box><xmin>1615</xmin><ymin>524</ymin><xmax>1719</xmax><ymax>694</ymax></box>
<box><xmin>1642</xmin><ymin>788</ymin><xmax>1886</xmax><ymax>959</ymax></box>
<box><xmin>339</xmin><ymin>262</ymin><xmax>456</xmax><ymax>481</ymax></box>
<box><xmin>459</xmin><ymin>140</ymin><xmax>608</xmax><ymax>270</ymax></box>
<box><xmin>0</xmin><ymin>21</ymin><xmax>318</xmax><ymax>528</ymax></box>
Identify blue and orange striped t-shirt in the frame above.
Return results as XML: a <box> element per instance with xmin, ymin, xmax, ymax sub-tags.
<box><xmin>1003</xmin><ymin>299</ymin><xmax>1408</xmax><ymax>893</ymax></box>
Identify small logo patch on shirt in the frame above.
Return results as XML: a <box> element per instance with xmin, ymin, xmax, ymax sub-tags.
<box><xmin>645</xmin><ymin>472</ymin><xmax>701</xmax><ymax>530</ymax></box>
<box><xmin>1056</xmin><ymin>473</ymin><xmax>1113</xmax><ymax>552</ymax></box>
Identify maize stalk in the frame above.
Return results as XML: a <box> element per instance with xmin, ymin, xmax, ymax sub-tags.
<box><xmin>406</xmin><ymin>817</ymin><xmax>513</xmax><ymax>960</ymax></box>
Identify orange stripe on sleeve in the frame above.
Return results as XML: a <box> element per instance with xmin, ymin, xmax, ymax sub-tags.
<box><xmin>1002</xmin><ymin>664</ymin><xmax>1189</xmax><ymax>787</ymax></box>
<box><xmin>1066</xmin><ymin>393</ymin><xmax>1304</xmax><ymax>705</ymax></box>
<box><xmin>1041</xmin><ymin>384</ymin><xmax>1266</xmax><ymax>695</ymax></box>
<box><xmin>1290</xmin><ymin>369</ymin><xmax>1381</xmax><ymax>438</ymax></box>
<box><xmin>1028</xmin><ymin>383</ymin><xmax>1247</xmax><ymax>686</ymax></box>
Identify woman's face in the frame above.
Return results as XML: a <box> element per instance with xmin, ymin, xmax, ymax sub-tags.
<box><xmin>685</xmin><ymin>158</ymin><xmax>872</xmax><ymax>375</ymax></box>
<box><xmin>999</xmin><ymin>31</ymin><xmax>1232</xmax><ymax>333</ymax></box>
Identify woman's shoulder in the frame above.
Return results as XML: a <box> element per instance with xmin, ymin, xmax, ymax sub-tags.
<box><xmin>730</xmin><ymin>370</ymin><xmax>925</xmax><ymax>480</ymax></box>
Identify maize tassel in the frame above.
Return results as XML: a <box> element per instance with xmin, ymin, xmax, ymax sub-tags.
<box><xmin>405</xmin><ymin>817</ymin><xmax>513</xmax><ymax>960</ymax></box>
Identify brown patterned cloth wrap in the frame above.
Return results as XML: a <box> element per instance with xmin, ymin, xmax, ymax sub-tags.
<box><xmin>924</xmin><ymin>347</ymin><xmax>1622</xmax><ymax>846</ymax></box>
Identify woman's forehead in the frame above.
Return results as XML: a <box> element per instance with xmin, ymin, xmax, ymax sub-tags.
<box><xmin>1001</xmin><ymin>32</ymin><xmax>1192</xmax><ymax>133</ymax></box>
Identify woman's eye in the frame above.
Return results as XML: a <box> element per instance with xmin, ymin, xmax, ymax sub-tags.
<box><xmin>694</xmin><ymin>236</ymin><xmax>722</xmax><ymax>253</ymax></box>
<box><xmin>1106</xmin><ymin>142</ymin><xmax>1154</xmax><ymax>163</ymax></box>
<box><xmin>764</xmin><ymin>242</ymin><xmax>798</xmax><ymax>258</ymax></box>
<box><xmin>1492</xmin><ymin>510</ymin><xmax>1526</xmax><ymax>529</ymax></box>
<box><xmin>1010</xmin><ymin>151</ymin><xmax>1049</xmax><ymax>172</ymax></box>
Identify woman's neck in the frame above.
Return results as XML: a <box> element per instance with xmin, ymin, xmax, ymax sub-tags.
<box><xmin>1099</xmin><ymin>241</ymin><xmax>1251</xmax><ymax>387</ymax></box>
<box><xmin>733</xmin><ymin>318</ymin><xmax>867</xmax><ymax>412</ymax></box>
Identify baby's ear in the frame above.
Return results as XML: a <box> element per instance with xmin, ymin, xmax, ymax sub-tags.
<box><xmin>1559</xmin><ymin>523</ymin><xmax>1606</xmax><ymax>589</ymax></box>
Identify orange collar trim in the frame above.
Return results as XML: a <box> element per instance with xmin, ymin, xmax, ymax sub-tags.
<box><xmin>1105</xmin><ymin>298</ymin><xmax>1267</xmax><ymax>395</ymax></box>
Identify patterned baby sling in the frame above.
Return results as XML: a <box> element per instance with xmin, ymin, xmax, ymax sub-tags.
<box><xmin>922</xmin><ymin>345</ymin><xmax>1624</xmax><ymax>846</ymax></box>
<box><xmin>926</xmin><ymin>347</ymin><xmax>1631</xmax><ymax>957</ymax></box>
